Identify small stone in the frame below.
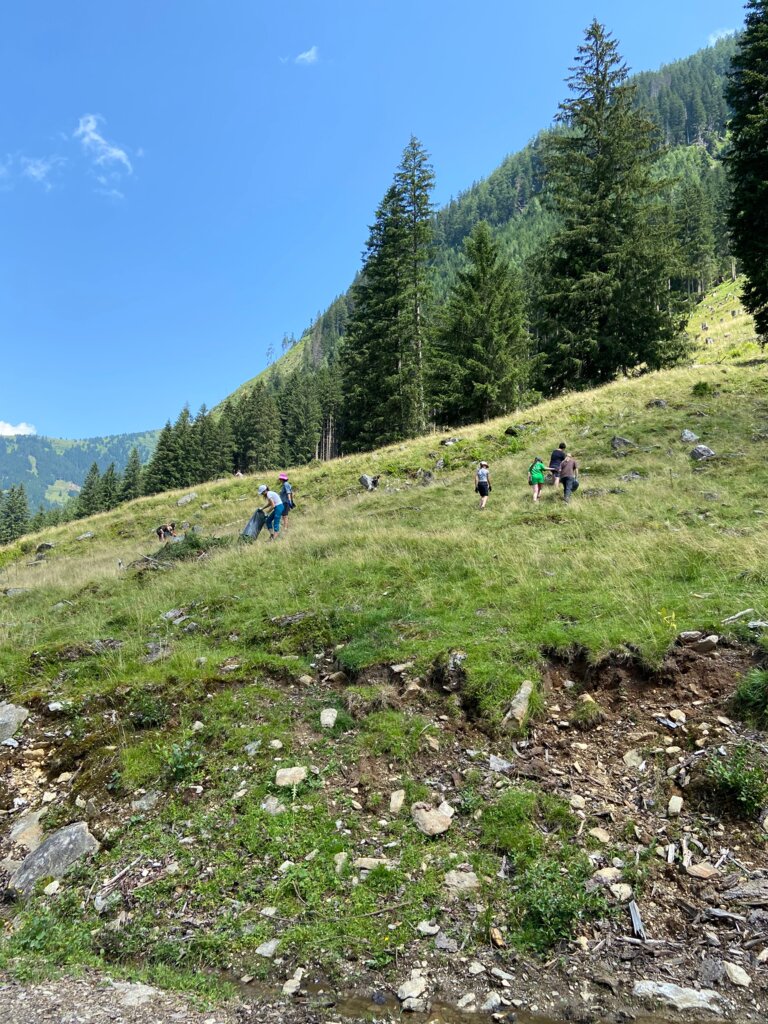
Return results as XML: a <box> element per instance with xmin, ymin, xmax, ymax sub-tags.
<box><xmin>686</xmin><ymin>862</ymin><xmax>720</xmax><ymax>880</ymax></box>
<box><xmin>681</xmin><ymin>429</ymin><xmax>699</xmax><ymax>443</ymax></box>
<box><xmin>260</xmin><ymin>796</ymin><xmax>286</xmax><ymax>815</ymax></box>
<box><xmin>282</xmin><ymin>968</ymin><xmax>304</xmax><ymax>997</ymax></box>
<box><xmin>457</xmin><ymin>993</ymin><xmax>476</xmax><ymax>1009</ymax></box>
<box><xmin>260</xmin><ymin>906</ymin><xmax>278</xmax><ymax>917</ymax></box>
<box><xmin>0</xmin><ymin>702</ymin><xmax>30</xmax><ymax>743</ymax></box>
<box><xmin>609</xmin><ymin>883</ymin><xmax>633</xmax><ymax>902</ymax></box>
<box><xmin>277</xmin><ymin>860</ymin><xmax>294</xmax><ymax>874</ymax></box>
<box><xmin>269</xmin><ymin>739</ymin><xmax>284</xmax><ymax>750</ymax></box>
<box><xmin>333</xmin><ymin>852</ymin><xmax>348</xmax><ymax>875</ymax></box>
<box><xmin>444</xmin><ymin>869</ymin><xmax>480</xmax><ymax>895</ymax></box>
<box><xmin>723</xmin><ymin>962</ymin><xmax>751</xmax><ymax>988</ymax></box>
<box><xmin>690</xmin><ymin>635</ymin><xmax>719</xmax><ymax>654</ymax></box>
<box><xmin>691</xmin><ymin>445</ymin><xmax>716</xmax><ymax>461</ymax></box>
<box><xmin>633</xmin><ymin>981</ymin><xmax>720</xmax><ymax>1012</ymax></box>
<box><xmin>669</xmin><ymin>709</ymin><xmax>686</xmax><ymax>724</ymax></box>
<box><xmin>43</xmin><ymin>880</ymin><xmax>60</xmax><ymax>896</ymax></box>
<box><xmin>505</xmin><ymin>680</ymin><xmax>534</xmax><ymax>727</ymax></box>
<box><xmin>320</xmin><ymin>708</ymin><xmax>338</xmax><ymax>729</ymax></box>
<box><xmin>468</xmin><ymin>961</ymin><xmax>486</xmax><ymax>976</ymax></box>
<box><xmin>353</xmin><ymin>857</ymin><xmax>391</xmax><ymax>871</ymax></box>
<box><xmin>416</xmin><ymin>920</ymin><xmax>440</xmax><ymax>936</ymax></box>
<box><xmin>275</xmin><ymin>766</ymin><xmax>307</xmax><ymax>787</ymax></box>
<box><xmin>411</xmin><ymin>802</ymin><xmax>452</xmax><ymax>836</ymax></box>
<box><xmin>299</xmin><ymin>675</ymin><xmax>314</xmax><ymax>685</ymax></box>
<box><xmin>481</xmin><ymin>992</ymin><xmax>502</xmax><ymax>1012</ymax></box>
<box><xmin>588</xmin><ymin>827</ymin><xmax>611</xmax><ymax>844</ymax></box>
<box><xmin>390</xmin><ymin>789</ymin><xmax>406</xmax><ymax>814</ymax></box>
<box><xmin>623</xmin><ymin>749</ymin><xmax>644</xmax><ymax>769</ymax></box>
<box><xmin>592</xmin><ymin>867</ymin><xmax>622</xmax><ymax>885</ymax></box>
<box><xmin>570</xmin><ymin>794</ymin><xmax>586</xmax><ymax>810</ymax></box>
<box><xmin>397</xmin><ymin>973</ymin><xmax>427</xmax><ymax>1003</ymax></box>
<box><xmin>190</xmin><ymin>720</ymin><xmax>204</xmax><ymax>733</ymax></box>
<box><xmin>489</xmin><ymin>754</ymin><xmax>513</xmax><ymax>773</ymax></box>
<box><xmin>255</xmin><ymin>938</ymin><xmax>279</xmax><ymax>959</ymax></box>
<box><xmin>435</xmin><ymin>931</ymin><xmax>459</xmax><ymax>952</ymax></box>
<box><xmin>668</xmin><ymin>795</ymin><xmax>684</xmax><ymax>817</ymax></box>
<box><xmin>244</xmin><ymin>741</ymin><xmax>261</xmax><ymax>758</ymax></box>
<box><xmin>131</xmin><ymin>791</ymin><xmax>161</xmax><ymax>813</ymax></box>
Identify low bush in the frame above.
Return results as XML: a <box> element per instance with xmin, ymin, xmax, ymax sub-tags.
<box><xmin>732</xmin><ymin>669</ymin><xmax>768</xmax><ymax>729</ymax></box>
<box><xmin>704</xmin><ymin>742</ymin><xmax>768</xmax><ymax>819</ymax></box>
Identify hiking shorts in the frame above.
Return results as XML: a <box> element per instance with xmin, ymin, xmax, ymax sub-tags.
<box><xmin>477</xmin><ymin>482</ymin><xmax>489</xmax><ymax>497</ymax></box>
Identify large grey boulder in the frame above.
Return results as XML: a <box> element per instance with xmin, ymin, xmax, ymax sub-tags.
<box><xmin>691</xmin><ymin>444</ymin><xmax>716</xmax><ymax>461</ymax></box>
<box><xmin>0</xmin><ymin>703</ymin><xmax>29</xmax><ymax>743</ymax></box>
<box><xmin>8</xmin><ymin>822</ymin><xmax>100</xmax><ymax>896</ymax></box>
<box><xmin>632</xmin><ymin>980</ymin><xmax>721</xmax><ymax>1012</ymax></box>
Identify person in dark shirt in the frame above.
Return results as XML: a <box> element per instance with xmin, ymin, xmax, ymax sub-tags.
<box><xmin>549</xmin><ymin>443</ymin><xmax>567</xmax><ymax>484</ymax></box>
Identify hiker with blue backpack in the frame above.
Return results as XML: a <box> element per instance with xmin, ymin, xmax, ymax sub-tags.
<box><xmin>278</xmin><ymin>472</ymin><xmax>295</xmax><ymax>529</ymax></box>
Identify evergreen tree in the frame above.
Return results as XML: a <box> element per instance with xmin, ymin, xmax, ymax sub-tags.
<box><xmin>726</xmin><ymin>1</ymin><xmax>768</xmax><ymax>341</ymax></box>
<box><xmin>674</xmin><ymin>179</ymin><xmax>716</xmax><ymax>296</ymax></box>
<box><xmin>143</xmin><ymin>422</ymin><xmax>175</xmax><ymax>495</ymax></box>
<box><xmin>76</xmin><ymin>462</ymin><xmax>102</xmax><ymax>518</ymax></box>
<box><xmin>99</xmin><ymin>463</ymin><xmax>121</xmax><ymax>511</ymax></box>
<box><xmin>119</xmin><ymin>446</ymin><xmax>143</xmax><ymax>502</ymax></box>
<box><xmin>245</xmin><ymin>383</ymin><xmax>282</xmax><ymax>471</ymax></box>
<box><xmin>341</xmin><ymin>138</ymin><xmax>434</xmax><ymax>451</ymax></box>
<box><xmin>0</xmin><ymin>485</ymin><xmax>29</xmax><ymax>543</ymax></box>
<box><xmin>431</xmin><ymin>221</ymin><xmax>528</xmax><ymax>425</ymax></box>
<box><xmin>535</xmin><ymin>21</ymin><xmax>687</xmax><ymax>391</ymax></box>
<box><xmin>280</xmin><ymin>371</ymin><xmax>321</xmax><ymax>464</ymax></box>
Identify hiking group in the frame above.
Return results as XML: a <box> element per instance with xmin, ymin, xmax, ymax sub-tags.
<box><xmin>475</xmin><ymin>443</ymin><xmax>579</xmax><ymax>509</ymax></box>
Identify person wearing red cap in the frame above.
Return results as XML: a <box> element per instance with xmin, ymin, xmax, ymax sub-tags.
<box><xmin>278</xmin><ymin>472</ymin><xmax>295</xmax><ymax>529</ymax></box>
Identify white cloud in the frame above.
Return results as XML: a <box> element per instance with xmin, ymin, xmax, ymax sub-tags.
<box><xmin>709</xmin><ymin>27</ymin><xmax>736</xmax><ymax>46</ymax></box>
<box><xmin>0</xmin><ymin>420</ymin><xmax>36</xmax><ymax>437</ymax></box>
<box><xmin>21</xmin><ymin>155</ymin><xmax>65</xmax><ymax>191</ymax></box>
<box><xmin>74</xmin><ymin>114</ymin><xmax>132</xmax><ymax>174</ymax></box>
<box><xmin>295</xmin><ymin>45</ymin><xmax>319</xmax><ymax>65</ymax></box>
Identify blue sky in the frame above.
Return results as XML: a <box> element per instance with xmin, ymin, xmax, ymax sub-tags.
<box><xmin>0</xmin><ymin>1</ymin><xmax>747</xmax><ymax>439</ymax></box>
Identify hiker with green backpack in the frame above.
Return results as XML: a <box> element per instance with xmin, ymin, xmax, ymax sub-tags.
<box><xmin>528</xmin><ymin>457</ymin><xmax>546</xmax><ymax>502</ymax></box>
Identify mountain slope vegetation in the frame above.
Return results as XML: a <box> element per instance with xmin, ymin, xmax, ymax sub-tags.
<box><xmin>1</xmin><ymin>288</ymin><xmax>767</xmax><ymax>1019</ymax></box>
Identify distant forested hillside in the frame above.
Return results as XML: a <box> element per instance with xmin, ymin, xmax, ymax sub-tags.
<box><xmin>0</xmin><ymin>431</ymin><xmax>158</xmax><ymax>509</ymax></box>
<box><xmin>220</xmin><ymin>34</ymin><xmax>737</xmax><ymax>431</ymax></box>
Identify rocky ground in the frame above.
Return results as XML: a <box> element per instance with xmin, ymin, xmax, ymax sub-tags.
<box><xmin>2</xmin><ymin>632</ymin><xmax>768</xmax><ymax>1023</ymax></box>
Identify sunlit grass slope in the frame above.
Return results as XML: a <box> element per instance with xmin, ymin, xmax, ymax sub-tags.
<box><xmin>1</xmin><ymin>282</ymin><xmax>767</xmax><ymax>987</ymax></box>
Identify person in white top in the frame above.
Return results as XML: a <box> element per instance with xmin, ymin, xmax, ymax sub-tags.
<box><xmin>258</xmin><ymin>484</ymin><xmax>285</xmax><ymax>540</ymax></box>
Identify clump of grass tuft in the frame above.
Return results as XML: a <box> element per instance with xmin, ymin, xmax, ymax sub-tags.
<box><xmin>703</xmin><ymin>742</ymin><xmax>768</xmax><ymax>819</ymax></box>
<box><xmin>572</xmin><ymin>694</ymin><xmax>606</xmax><ymax>731</ymax></box>
<box><xmin>343</xmin><ymin>683</ymin><xmax>399</xmax><ymax>719</ymax></box>
<box><xmin>732</xmin><ymin>669</ymin><xmax>768</xmax><ymax>729</ymax></box>
<box><xmin>357</xmin><ymin>709</ymin><xmax>434</xmax><ymax>761</ymax></box>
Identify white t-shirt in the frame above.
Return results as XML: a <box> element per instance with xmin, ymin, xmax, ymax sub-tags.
<box><xmin>266</xmin><ymin>490</ymin><xmax>282</xmax><ymax>507</ymax></box>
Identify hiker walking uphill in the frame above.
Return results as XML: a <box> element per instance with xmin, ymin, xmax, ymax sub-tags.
<box><xmin>475</xmin><ymin>461</ymin><xmax>491</xmax><ymax>510</ymax></box>
<box><xmin>278</xmin><ymin>473</ymin><xmax>295</xmax><ymax>529</ymax></box>
<box><xmin>549</xmin><ymin>443</ymin><xmax>567</xmax><ymax>485</ymax></box>
<box><xmin>559</xmin><ymin>450</ymin><xmax>580</xmax><ymax>503</ymax></box>
<box><xmin>528</xmin><ymin>457</ymin><xmax>546</xmax><ymax>502</ymax></box>
<box><xmin>258</xmin><ymin>484</ymin><xmax>284</xmax><ymax>539</ymax></box>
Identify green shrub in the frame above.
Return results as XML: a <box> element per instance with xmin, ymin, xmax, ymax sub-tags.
<box><xmin>732</xmin><ymin>669</ymin><xmax>768</xmax><ymax>729</ymax></box>
<box><xmin>481</xmin><ymin>788</ymin><xmax>576</xmax><ymax>863</ymax></box>
<box><xmin>704</xmin><ymin>742</ymin><xmax>768</xmax><ymax>819</ymax></box>
<box><xmin>159</xmin><ymin>740</ymin><xmax>204</xmax><ymax>782</ymax></box>
<box><xmin>692</xmin><ymin>380</ymin><xmax>717</xmax><ymax>396</ymax></box>
<box><xmin>127</xmin><ymin>690</ymin><xmax>170</xmax><ymax>729</ymax></box>
<box><xmin>509</xmin><ymin>856</ymin><xmax>606</xmax><ymax>952</ymax></box>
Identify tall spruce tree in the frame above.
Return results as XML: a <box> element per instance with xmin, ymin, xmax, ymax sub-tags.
<box><xmin>535</xmin><ymin>21</ymin><xmax>687</xmax><ymax>391</ymax></box>
<box><xmin>99</xmin><ymin>463</ymin><xmax>121</xmax><ymax>511</ymax></box>
<box><xmin>341</xmin><ymin>138</ymin><xmax>434</xmax><ymax>450</ymax></box>
<box><xmin>119</xmin><ymin>446</ymin><xmax>143</xmax><ymax>502</ymax></box>
<box><xmin>0</xmin><ymin>485</ymin><xmax>29</xmax><ymax>543</ymax></box>
<box><xmin>76</xmin><ymin>462</ymin><xmax>102</xmax><ymax>517</ymax></box>
<box><xmin>726</xmin><ymin>0</ymin><xmax>768</xmax><ymax>342</ymax></box>
<box><xmin>431</xmin><ymin>221</ymin><xmax>528</xmax><ymax>425</ymax></box>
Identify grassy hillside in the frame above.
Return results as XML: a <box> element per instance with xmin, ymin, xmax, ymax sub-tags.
<box><xmin>1</xmin><ymin>287</ymin><xmax>767</xmax><ymax>1016</ymax></box>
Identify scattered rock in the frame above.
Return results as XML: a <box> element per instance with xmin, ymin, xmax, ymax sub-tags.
<box><xmin>243</xmin><ymin>741</ymin><xmax>261</xmax><ymax>758</ymax></box>
<box><xmin>686</xmin><ymin>862</ymin><xmax>720</xmax><ymax>880</ymax></box>
<box><xmin>390</xmin><ymin>790</ymin><xmax>406</xmax><ymax>814</ymax></box>
<box><xmin>8</xmin><ymin>822</ymin><xmax>100</xmax><ymax>896</ymax></box>
<box><xmin>591</xmin><ymin>867</ymin><xmax>623</xmax><ymax>886</ymax></box>
<box><xmin>435</xmin><ymin>930</ymin><xmax>459</xmax><ymax>952</ymax></box>
<box><xmin>611</xmin><ymin>436</ymin><xmax>634</xmax><ymax>449</ymax></box>
<box><xmin>691</xmin><ymin>445</ymin><xmax>716</xmax><ymax>461</ymax></box>
<box><xmin>255</xmin><ymin>938</ymin><xmax>279</xmax><ymax>959</ymax></box>
<box><xmin>411</xmin><ymin>802</ymin><xmax>452</xmax><ymax>836</ymax></box>
<box><xmin>481</xmin><ymin>991</ymin><xmax>503</xmax><ymax>1012</ymax></box>
<box><xmin>623</xmin><ymin>749</ymin><xmax>645</xmax><ymax>769</ymax></box>
<box><xmin>111</xmin><ymin>982</ymin><xmax>160</xmax><ymax>1008</ymax></box>
<box><xmin>333</xmin><ymin>852</ymin><xmax>348</xmax><ymax>875</ymax></box>
<box><xmin>275</xmin><ymin>766</ymin><xmax>307</xmax><ymax>787</ymax></box>
<box><xmin>668</xmin><ymin>795</ymin><xmax>684</xmax><ymax>817</ymax></box>
<box><xmin>9</xmin><ymin>809</ymin><xmax>46</xmax><ymax>852</ymax></box>
<box><xmin>489</xmin><ymin>754</ymin><xmax>513</xmax><ymax>773</ymax></box>
<box><xmin>320</xmin><ymin>708</ymin><xmax>338</xmax><ymax>729</ymax></box>
<box><xmin>359</xmin><ymin>474</ymin><xmax>379</xmax><ymax>491</ymax></box>
<box><xmin>681</xmin><ymin>429</ymin><xmax>700</xmax><ymax>443</ymax></box>
<box><xmin>282</xmin><ymin>967</ymin><xmax>304</xmax><ymax>996</ymax></box>
<box><xmin>353</xmin><ymin>857</ymin><xmax>391</xmax><ymax>872</ymax></box>
<box><xmin>503</xmin><ymin>680</ymin><xmax>534</xmax><ymax>728</ymax></box>
<box><xmin>416</xmin><ymin>920</ymin><xmax>440</xmax><ymax>936</ymax></box>
<box><xmin>468</xmin><ymin>961</ymin><xmax>486</xmax><ymax>976</ymax></box>
<box><xmin>646</xmin><ymin>399</ymin><xmax>668</xmax><ymax>409</ymax></box>
<box><xmin>588</xmin><ymin>827</ymin><xmax>611</xmax><ymax>844</ymax></box>
<box><xmin>131</xmin><ymin>791</ymin><xmax>161</xmax><ymax>813</ymax></box>
<box><xmin>610</xmin><ymin>883</ymin><xmax>633</xmax><ymax>902</ymax></box>
<box><xmin>176</xmin><ymin>492</ymin><xmax>197</xmax><ymax>506</ymax></box>
<box><xmin>397</xmin><ymin>971</ymin><xmax>428</xmax><ymax>1012</ymax></box>
<box><xmin>0</xmin><ymin>702</ymin><xmax>29</xmax><ymax>743</ymax></box>
<box><xmin>723</xmin><ymin>962</ymin><xmax>751</xmax><ymax>988</ymax></box>
<box><xmin>570</xmin><ymin>794</ymin><xmax>586</xmax><ymax>811</ymax></box>
<box><xmin>440</xmin><ymin>437</ymin><xmax>462</xmax><ymax>446</ymax></box>
<box><xmin>75</xmin><ymin>532</ymin><xmax>94</xmax><ymax>541</ymax></box>
<box><xmin>690</xmin><ymin>635</ymin><xmax>719</xmax><ymax>654</ymax></box>
<box><xmin>632</xmin><ymin>980</ymin><xmax>721</xmax><ymax>1012</ymax></box>
<box><xmin>444</xmin><ymin>869</ymin><xmax>480</xmax><ymax>895</ymax></box>
<box><xmin>260</xmin><ymin>796</ymin><xmax>287</xmax><ymax>816</ymax></box>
